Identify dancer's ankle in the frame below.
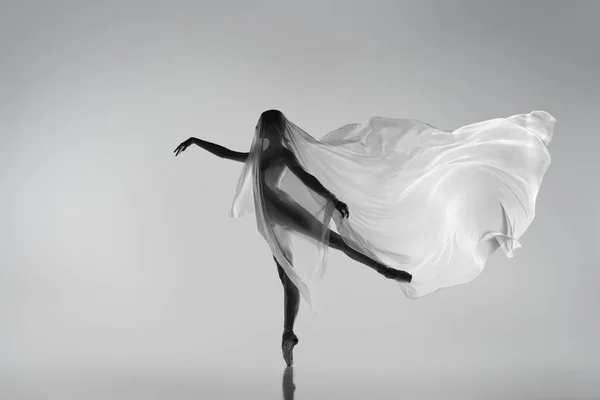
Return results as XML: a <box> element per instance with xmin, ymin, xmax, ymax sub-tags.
<box><xmin>283</xmin><ymin>328</ymin><xmax>294</xmax><ymax>335</ymax></box>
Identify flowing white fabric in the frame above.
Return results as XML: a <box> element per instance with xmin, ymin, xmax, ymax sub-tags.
<box><xmin>230</xmin><ymin>110</ymin><xmax>555</xmax><ymax>314</ymax></box>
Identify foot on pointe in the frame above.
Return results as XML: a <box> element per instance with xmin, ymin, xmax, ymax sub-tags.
<box><xmin>282</xmin><ymin>331</ymin><xmax>299</xmax><ymax>367</ymax></box>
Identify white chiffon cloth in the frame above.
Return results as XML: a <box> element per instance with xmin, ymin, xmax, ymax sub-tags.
<box><xmin>230</xmin><ymin>111</ymin><xmax>555</xmax><ymax>314</ymax></box>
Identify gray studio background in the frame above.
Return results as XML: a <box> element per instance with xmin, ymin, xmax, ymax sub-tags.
<box><xmin>2</xmin><ymin>1</ymin><xmax>599</xmax><ymax>399</ymax></box>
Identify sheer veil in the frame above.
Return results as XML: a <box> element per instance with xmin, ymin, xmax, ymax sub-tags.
<box><xmin>229</xmin><ymin>110</ymin><xmax>555</xmax><ymax>314</ymax></box>
<box><xmin>229</xmin><ymin>113</ymin><xmax>338</xmax><ymax>313</ymax></box>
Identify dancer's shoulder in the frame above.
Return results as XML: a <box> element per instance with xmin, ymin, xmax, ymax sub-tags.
<box><xmin>280</xmin><ymin>147</ymin><xmax>300</xmax><ymax>166</ymax></box>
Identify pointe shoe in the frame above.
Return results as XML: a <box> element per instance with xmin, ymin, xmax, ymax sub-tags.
<box><xmin>282</xmin><ymin>331</ymin><xmax>299</xmax><ymax>366</ymax></box>
<box><xmin>383</xmin><ymin>267</ymin><xmax>412</xmax><ymax>283</ymax></box>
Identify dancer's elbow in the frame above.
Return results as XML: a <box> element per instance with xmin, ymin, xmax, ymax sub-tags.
<box><xmin>228</xmin><ymin>151</ymin><xmax>249</xmax><ymax>163</ymax></box>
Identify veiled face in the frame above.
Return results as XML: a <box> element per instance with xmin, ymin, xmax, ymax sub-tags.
<box><xmin>266</xmin><ymin>125</ymin><xmax>284</xmax><ymax>142</ymax></box>
<box><xmin>257</xmin><ymin>109</ymin><xmax>287</xmax><ymax>149</ymax></box>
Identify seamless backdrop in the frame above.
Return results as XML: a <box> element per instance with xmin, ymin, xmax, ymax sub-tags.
<box><xmin>1</xmin><ymin>1</ymin><xmax>599</xmax><ymax>399</ymax></box>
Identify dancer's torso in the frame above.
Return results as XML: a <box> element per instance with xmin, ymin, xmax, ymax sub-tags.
<box><xmin>259</xmin><ymin>148</ymin><xmax>287</xmax><ymax>191</ymax></box>
<box><xmin>258</xmin><ymin>147</ymin><xmax>299</xmax><ymax>224</ymax></box>
<box><xmin>256</xmin><ymin>146</ymin><xmax>321</xmax><ymax>234</ymax></box>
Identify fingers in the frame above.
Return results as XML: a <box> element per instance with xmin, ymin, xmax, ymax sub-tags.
<box><xmin>337</xmin><ymin>202</ymin><xmax>349</xmax><ymax>219</ymax></box>
<box><xmin>174</xmin><ymin>144</ymin><xmax>187</xmax><ymax>156</ymax></box>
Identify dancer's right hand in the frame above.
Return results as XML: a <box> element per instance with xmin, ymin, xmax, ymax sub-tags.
<box><xmin>174</xmin><ymin>137</ymin><xmax>196</xmax><ymax>156</ymax></box>
<box><xmin>334</xmin><ymin>199</ymin><xmax>349</xmax><ymax>219</ymax></box>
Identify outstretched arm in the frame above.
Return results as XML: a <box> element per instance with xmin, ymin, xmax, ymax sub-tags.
<box><xmin>174</xmin><ymin>137</ymin><xmax>248</xmax><ymax>163</ymax></box>
<box><xmin>282</xmin><ymin>149</ymin><xmax>349</xmax><ymax>218</ymax></box>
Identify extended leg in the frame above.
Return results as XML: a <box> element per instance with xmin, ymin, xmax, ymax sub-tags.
<box><xmin>327</xmin><ymin>230</ymin><xmax>412</xmax><ymax>282</ymax></box>
<box><xmin>266</xmin><ymin>192</ymin><xmax>412</xmax><ymax>283</ymax></box>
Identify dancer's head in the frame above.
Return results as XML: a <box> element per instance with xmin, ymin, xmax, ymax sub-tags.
<box><xmin>257</xmin><ymin>109</ymin><xmax>288</xmax><ymax>148</ymax></box>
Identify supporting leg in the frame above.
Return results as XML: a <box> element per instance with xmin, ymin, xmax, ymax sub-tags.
<box><xmin>275</xmin><ymin>255</ymin><xmax>300</xmax><ymax>334</ymax></box>
<box><xmin>275</xmin><ymin>255</ymin><xmax>300</xmax><ymax>366</ymax></box>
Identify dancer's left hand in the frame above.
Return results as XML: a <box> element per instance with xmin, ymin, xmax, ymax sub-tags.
<box><xmin>334</xmin><ymin>199</ymin><xmax>349</xmax><ymax>218</ymax></box>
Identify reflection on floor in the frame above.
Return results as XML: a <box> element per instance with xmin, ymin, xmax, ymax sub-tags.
<box><xmin>282</xmin><ymin>366</ymin><xmax>295</xmax><ymax>400</ymax></box>
<box><xmin>1</xmin><ymin>366</ymin><xmax>599</xmax><ymax>399</ymax></box>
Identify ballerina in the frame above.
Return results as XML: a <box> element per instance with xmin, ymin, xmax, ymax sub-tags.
<box><xmin>174</xmin><ymin>110</ymin><xmax>412</xmax><ymax>366</ymax></box>
<box><xmin>175</xmin><ymin>108</ymin><xmax>554</xmax><ymax>366</ymax></box>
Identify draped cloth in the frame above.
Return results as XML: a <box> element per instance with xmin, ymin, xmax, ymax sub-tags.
<box><xmin>229</xmin><ymin>110</ymin><xmax>555</xmax><ymax>315</ymax></box>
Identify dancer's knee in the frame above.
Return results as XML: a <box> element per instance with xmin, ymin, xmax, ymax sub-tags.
<box><xmin>274</xmin><ymin>256</ymin><xmax>291</xmax><ymax>284</ymax></box>
<box><xmin>274</xmin><ymin>255</ymin><xmax>299</xmax><ymax>292</ymax></box>
<box><xmin>328</xmin><ymin>231</ymin><xmax>349</xmax><ymax>253</ymax></box>
<box><xmin>285</xmin><ymin>281</ymin><xmax>300</xmax><ymax>298</ymax></box>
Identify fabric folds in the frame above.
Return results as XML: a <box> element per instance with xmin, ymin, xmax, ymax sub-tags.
<box><xmin>230</xmin><ymin>111</ymin><xmax>555</xmax><ymax>314</ymax></box>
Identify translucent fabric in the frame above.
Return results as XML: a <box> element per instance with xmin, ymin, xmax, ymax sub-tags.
<box><xmin>230</xmin><ymin>111</ymin><xmax>555</xmax><ymax>314</ymax></box>
<box><xmin>229</xmin><ymin>114</ymin><xmax>338</xmax><ymax>314</ymax></box>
